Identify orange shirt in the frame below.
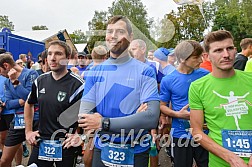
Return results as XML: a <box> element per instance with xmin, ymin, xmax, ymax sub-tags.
<box><xmin>200</xmin><ymin>61</ymin><xmax>212</xmax><ymax>72</ymax></box>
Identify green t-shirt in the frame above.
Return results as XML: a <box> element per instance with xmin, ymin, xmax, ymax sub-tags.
<box><xmin>245</xmin><ymin>59</ymin><xmax>252</xmax><ymax>72</ymax></box>
<box><xmin>189</xmin><ymin>70</ymin><xmax>252</xmax><ymax>167</ymax></box>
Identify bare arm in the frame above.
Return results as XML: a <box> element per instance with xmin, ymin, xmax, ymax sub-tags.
<box><xmin>160</xmin><ymin>101</ymin><xmax>190</xmax><ymax>120</ymax></box>
<box><xmin>24</xmin><ymin>101</ymin><xmax>39</xmax><ymax>145</ymax></box>
<box><xmin>24</xmin><ymin>101</ymin><xmax>34</xmax><ymax>133</ymax></box>
<box><xmin>190</xmin><ymin>109</ymin><xmax>247</xmax><ymax>167</ymax></box>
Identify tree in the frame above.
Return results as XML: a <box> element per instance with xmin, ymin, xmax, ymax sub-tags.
<box><xmin>159</xmin><ymin>4</ymin><xmax>207</xmax><ymax>49</ymax></box>
<box><xmin>211</xmin><ymin>0</ymin><xmax>252</xmax><ymax>51</ymax></box>
<box><xmin>32</xmin><ymin>25</ymin><xmax>48</xmax><ymax>30</ymax></box>
<box><xmin>0</xmin><ymin>15</ymin><xmax>14</xmax><ymax>31</ymax></box>
<box><xmin>86</xmin><ymin>11</ymin><xmax>109</xmax><ymax>50</ymax></box>
<box><xmin>108</xmin><ymin>0</ymin><xmax>152</xmax><ymax>40</ymax></box>
<box><xmin>70</xmin><ymin>29</ymin><xmax>87</xmax><ymax>44</ymax></box>
<box><xmin>108</xmin><ymin>0</ymin><xmax>156</xmax><ymax>50</ymax></box>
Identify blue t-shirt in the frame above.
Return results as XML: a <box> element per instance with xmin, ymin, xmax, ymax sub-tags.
<box><xmin>76</xmin><ymin>66</ymin><xmax>87</xmax><ymax>76</ymax></box>
<box><xmin>162</xmin><ymin>64</ymin><xmax>176</xmax><ymax>75</ymax></box>
<box><xmin>82</xmin><ymin>56</ymin><xmax>159</xmax><ymax>153</ymax></box>
<box><xmin>160</xmin><ymin>68</ymin><xmax>209</xmax><ymax>138</ymax></box>
<box><xmin>145</xmin><ymin>59</ymin><xmax>164</xmax><ymax>83</ymax></box>
<box><xmin>0</xmin><ymin>76</ymin><xmax>15</xmax><ymax>115</ymax></box>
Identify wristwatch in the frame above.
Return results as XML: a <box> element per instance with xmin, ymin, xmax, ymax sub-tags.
<box><xmin>80</xmin><ymin>134</ymin><xmax>87</xmax><ymax>141</ymax></box>
<box><xmin>102</xmin><ymin>117</ymin><xmax>110</xmax><ymax>131</ymax></box>
<box><xmin>12</xmin><ymin>80</ymin><xmax>20</xmax><ymax>85</ymax></box>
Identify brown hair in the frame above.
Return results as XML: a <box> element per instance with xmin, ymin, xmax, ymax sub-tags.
<box><xmin>204</xmin><ymin>30</ymin><xmax>234</xmax><ymax>53</ymax></box>
<box><xmin>240</xmin><ymin>38</ymin><xmax>252</xmax><ymax>50</ymax></box>
<box><xmin>107</xmin><ymin>15</ymin><xmax>132</xmax><ymax>35</ymax></box>
<box><xmin>48</xmin><ymin>40</ymin><xmax>71</xmax><ymax>58</ymax></box>
<box><xmin>0</xmin><ymin>53</ymin><xmax>15</xmax><ymax>68</ymax></box>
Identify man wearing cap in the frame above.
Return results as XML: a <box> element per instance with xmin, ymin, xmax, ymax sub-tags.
<box><xmin>153</xmin><ymin>47</ymin><xmax>176</xmax><ymax>75</ymax></box>
<box><xmin>160</xmin><ymin>40</ymin><xmax>209</xmax><ymax>167</ymax></box>
<box><xmin>77</xmin><ymin>52</ymin><xmax>88</xmax><ymax>76</ymax></box>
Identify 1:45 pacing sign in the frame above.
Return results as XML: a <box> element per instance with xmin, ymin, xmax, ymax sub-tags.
<box><xmin>222</xmin><ymin>130</ymin><xmax>252</xmax><ymax>157</ymax></box>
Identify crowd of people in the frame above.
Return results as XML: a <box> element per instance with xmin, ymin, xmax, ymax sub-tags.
<box><xmin>0</xmin><ymin>15</ymin><xmax>251</xmax><ymax>167</ymax></box>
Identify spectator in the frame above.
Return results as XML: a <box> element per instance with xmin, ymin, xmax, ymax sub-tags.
<box><xmin>233</xmin><ymin>38</ymin><xmax>252</xmax><ymax>70</ymax></box>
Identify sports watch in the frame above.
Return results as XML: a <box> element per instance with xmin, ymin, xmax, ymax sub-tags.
<box><xmin>102</xmin><ymin>117</ymin><xmax>110</xmax><ymax>131</ymax></box>
<box><xmin>12</xmin><ymin>80</ymin><xmax>20</xmax><ymax>85</ymax></box>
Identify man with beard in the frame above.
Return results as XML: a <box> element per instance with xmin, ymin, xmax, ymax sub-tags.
<box><xmin>190</xmin><ymin>30</ymin><xmax>252</xmax><ymax>166</ymax></box>
<box><xmin>77</xmin><ymin>15</ymin><xmax>160</xmax><ymax>167</ymax></box>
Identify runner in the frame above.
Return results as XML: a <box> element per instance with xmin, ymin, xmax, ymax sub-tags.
<box><xmin>189</xmin><ymin>30</ymin><xmax>252</xmax><ymax>166</ymax></box>
<box><xmin>25</xmin><ymin>40</ymin><xmax>84</xmax><ymax>167</ymax></box>
<box><xmin>0</xmin><ymin>53</ymin><xmax>39</xmax><ymax>167</ymax></box>
<box><xmin>160</xmin><ymin>40</ymin><xmax>209</xmax><ymax>167</ymax></box>
<box><xmin>78</xmin><ymin>15</ymin><xmax>160</xmax><ymax>167</ymax></box>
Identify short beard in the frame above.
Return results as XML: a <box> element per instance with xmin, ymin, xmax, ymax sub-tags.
<box><xmin>109</xmin><ymin>38</ymin><xmax>130</xmax><ymax>57</ymax></box>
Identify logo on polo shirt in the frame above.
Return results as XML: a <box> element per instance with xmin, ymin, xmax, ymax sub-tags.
<box><xmin>57</xmin><ymin>91</ymin><xmax>67</xmax><ymax>102</ymax></box>
<box><xmin>39</xmin><ymin>88</ymin><xmax>46</xmax><ymax>94</ymax></box>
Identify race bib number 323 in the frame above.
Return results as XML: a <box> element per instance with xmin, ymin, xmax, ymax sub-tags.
<box><xmin>101</xmin><ymin>143</ymin><xmax>134</xmax><ymax>167</ymax></box>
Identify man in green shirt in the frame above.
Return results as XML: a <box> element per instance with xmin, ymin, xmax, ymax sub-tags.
<box><xmin>189</xmin><ymin>30</ymin><xmax>252</xmax><ymax>167</ymax></box>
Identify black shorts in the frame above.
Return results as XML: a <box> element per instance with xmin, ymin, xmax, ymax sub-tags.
<box><xmin>28</xmin><ymin>143</ymin><xmax>79</xmax><ymax>167</ymax></box>
<box><xmin>0</xmin><ymin>114</ymin><xmax>14</xmax><ymax>131</ymax></box>
<box><xmin>92</xmin><ymin>147</ymin><xmax>149</xmax><ymax>167</ymax></box>
<box><xmin>4</xmin><ymin>127</ymin><xmax>25</xmax><ymax>147</ymax></box>
<box><xmin>172</xmin><ymin>137</ymin><xmax>208</xmax><ymax>167</ymax></box>
<box><xmin>4</xmin><ymin>120</ymin><xmax>39</xmax><ymax>147</ymax></box>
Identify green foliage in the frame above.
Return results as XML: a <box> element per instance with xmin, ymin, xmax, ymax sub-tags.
<box><xmin>108</xmin><ymin>0</ymin><xmax>151</xmax><ymax>40</ymax></box>
<box><xmin>87</xmin><ymin>0</ymin><xmax>155</xmax><ymax>51</ymax></box>
<box><xmin>70</xmin><ymin>29</ymin><xmax>87</xmax><ymax>44</ymax></box>
<box><xmin>87</xmin><ymin>11</ymin><xmax>108</xmax><ymax>50</ymax></box>
<box><xmin>32</xmin><ymin>25</ymin><xmax>48</xmax><ymax>30</ymax></box>
<box><xmin>0</xmin><ymin>15</ymin><xmax>14</xmax><ymax>31</ymax></box>
<box><xmin>159</xmin><ymin>5</ymin><xmax>207</xmax><ymax>49</ymax></box>
<box><xmin>212</xmin><ymin>0</ymin><xmax>252</xmax><ymax>51</ymax></box>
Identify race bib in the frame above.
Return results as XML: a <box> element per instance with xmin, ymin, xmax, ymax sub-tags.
<box><xmin>38</xmin><ymin>140</ymin><xmax>62</xmax><ymax>161</ymax></box>
<box><xmin>101</xmin><ymin>143</ymin><xmax>134</xmax><ymax>167</ymax></box>
<box><xmin>14</xmin><ymin>114</ymin><xmax>25</xmax><ymax>129</ymax></box>
<box><xmin>222</xmin><ymin>130</ymin><xmax>252</xmax><ymax>157</ymax></box>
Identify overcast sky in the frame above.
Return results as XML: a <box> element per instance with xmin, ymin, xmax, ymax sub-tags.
<box><xmin>0</xmin><ymin>0</ymin><xmax>178</xmax><ymax>33</ymax></box>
